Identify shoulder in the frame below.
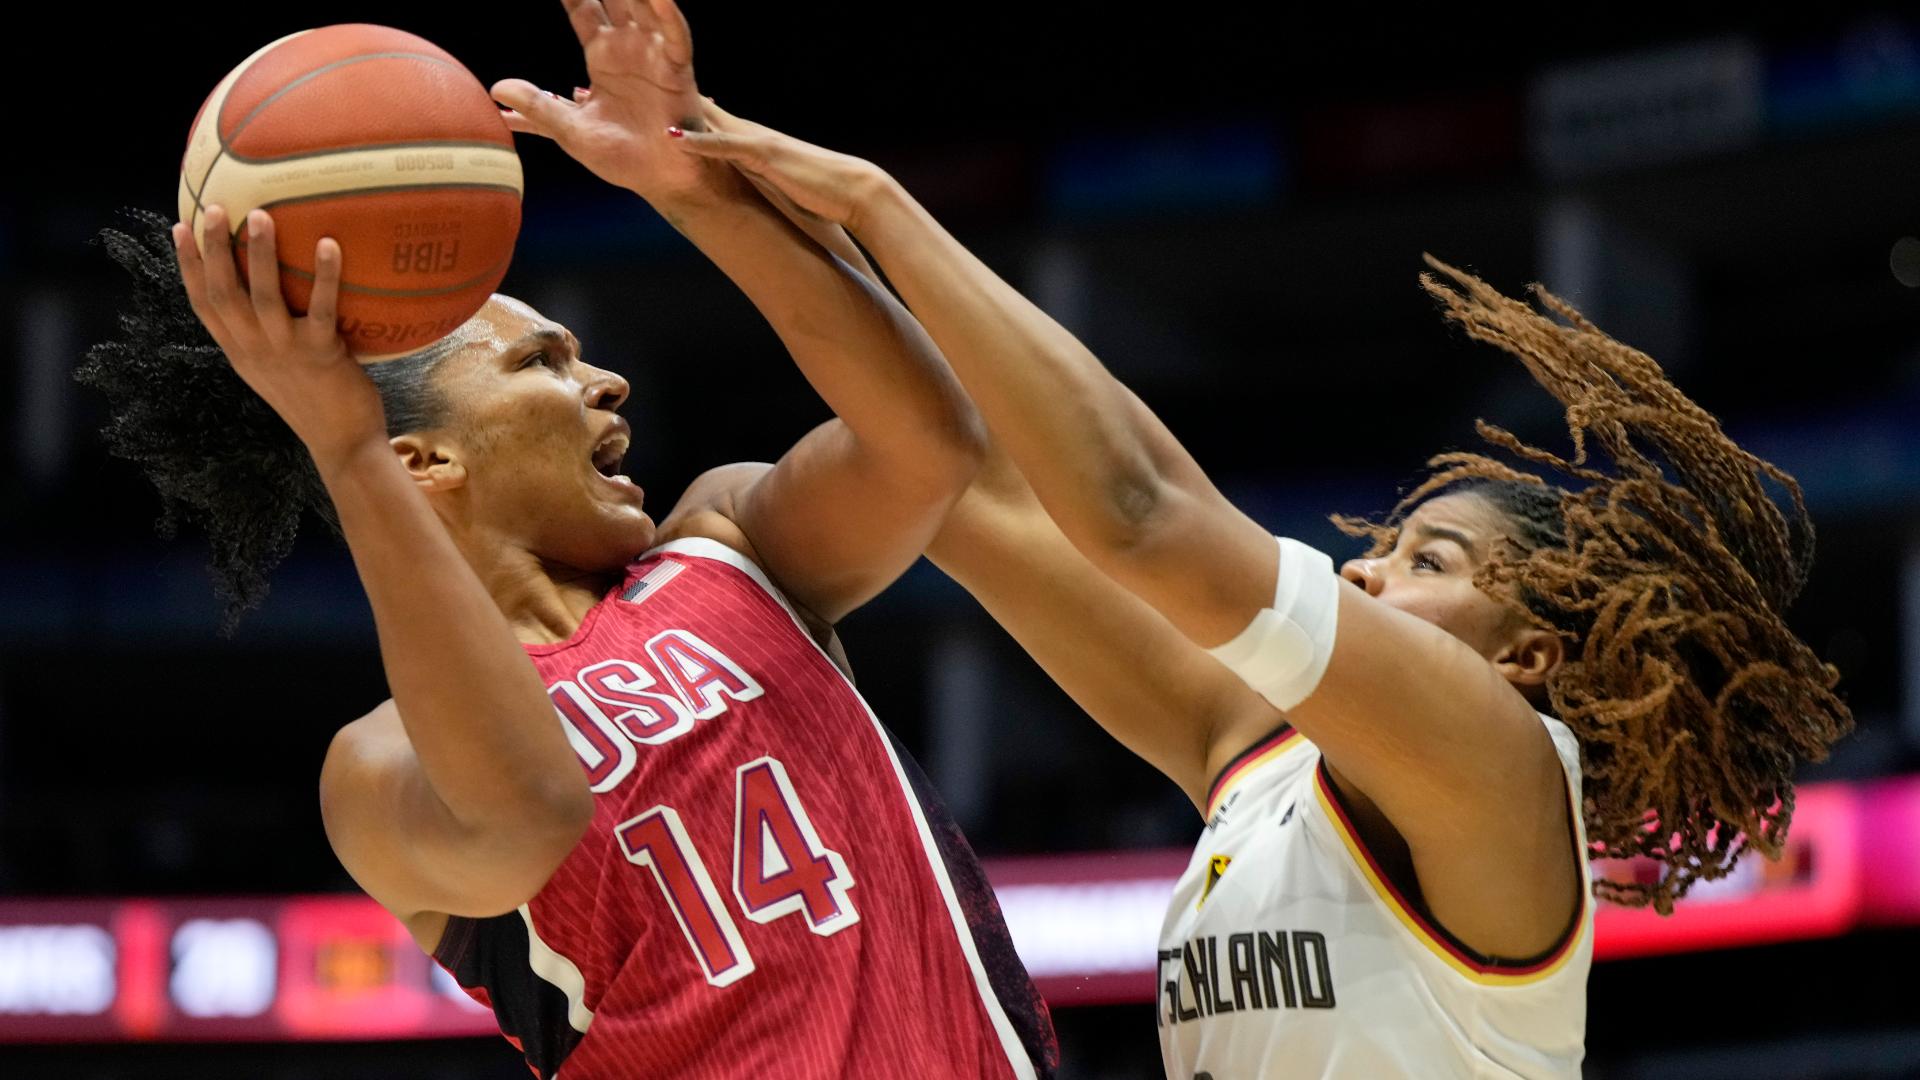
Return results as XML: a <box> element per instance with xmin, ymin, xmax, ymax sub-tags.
<box><xmin>667</xmin><ymin>462</ymin><xmax>775</xmax><ymax>522</ymax></box>
<box><xmin>655</xmin><ymin>462</ymin><xmax>773</xmax><ymax>565</ymax></box>
<box><xmin>653</xmin><ymin>463</ymin><xmax>849</xmax><ymax>663</ymax></box>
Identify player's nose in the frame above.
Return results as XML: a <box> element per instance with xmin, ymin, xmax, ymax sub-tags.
<box><xmin>584</xmin><ymin>365</ymin><xmax>629</xmax><ymax>412</ymax></box>
<box><xmin>1339</xmin><ymin>558</ymin><xmax>1385</xmax><ymax>598</ymax></box>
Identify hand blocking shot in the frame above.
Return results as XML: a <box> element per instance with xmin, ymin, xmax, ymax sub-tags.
<box><xmin>672</xmin><ymin>104</ymin><xmax>1854</xmax><ymax>1078</ymax></box>
<box><xmin>81</xmin><ymin>2</ymin><xmax>1057</xmax><ymax>1078</ymax></box>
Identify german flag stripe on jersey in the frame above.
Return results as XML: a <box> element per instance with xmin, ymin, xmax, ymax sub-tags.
<box><xmin>1205</xmin><ymin>724</ymin><xmax>1307</xmax><ymax>820</ymax></box>
<box><xmin>1311</xmin><ymin>759</ymin><xmax>1587</xmax><ymax>986</ymax></box>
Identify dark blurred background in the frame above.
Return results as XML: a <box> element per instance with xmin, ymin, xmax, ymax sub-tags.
<box><xmin>4</xmin><ymin>2</ymin><xmax>1918</xmax><ymax>1077</ymax></box>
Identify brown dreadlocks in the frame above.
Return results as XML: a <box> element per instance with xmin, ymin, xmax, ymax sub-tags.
<box><xmin>1337</xmin><ymin>256</ymin><xmax>1851</xmax><ymax>914</ymax></box>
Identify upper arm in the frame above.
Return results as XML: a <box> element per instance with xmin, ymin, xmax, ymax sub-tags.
<box><xmin>1293</xmin><ymin>587</ymin><xmax>1565</xmax><ymax>830</ymax></box>
<box><xmin>998</xmin><ymin>380</ymin><xmax>1578</xmax><ymax>943</ymax></box>
<box><xmin>319</xmin><ymin>701</ymin><xmax>586</xmax><ymax>922</ymax></box>
<box><xmin>928</xmin><ymin>456</ymin><xmax>1278</xmax><ymax>808</ymax></box>
<box><xmin>1082</xmin><ymin>449</ymin><xmax>1566</xmax><ymax>834</ymax></box>
<box><xmin>728</xmin><ymin>418</ymin><xmax>976</xmax><ymax>623</ymax></box>
<box><xmin>1293</xmin><ymin>588</ymin><xmax>1578</xmax><ymax>955</ymax></box>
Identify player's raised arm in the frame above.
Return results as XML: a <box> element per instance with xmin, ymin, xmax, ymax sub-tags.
<box><xmin>671</xmin><ymin>118</ymin><xmax>1547</xmax><ymax>728</ymax></box>
<box><xmin>492</xmin><ymin>0</ymin><xmax>981</xmax><ymax>624</ymax></box>
<box><xmin>723</xmin><ymin>109</ymin><xmax>1273</xmax><ymax>807</ymax></box>
<box><xmin>928</xmin><ymin>445</ymin><xmax>1280</xmax><ymax>809</ymax></box>
<box><xmin>672</xmin><ymin>111</ymin><xmax>1585</xmax><ymax>958</ymax></box>
<box><xmin>171</xmin><ymin>211</ymin><xmax>592</xmax><ymax>923</ymax></box>
<box><xmin>670</xmin><ymin>110</ymin><xmax>1272</xmax><ymax>644</ymax></box>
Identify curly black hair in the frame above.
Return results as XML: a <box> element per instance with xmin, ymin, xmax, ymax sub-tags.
<box><xmin>77</xmin><ymin>209</ymin><xmax>461</xmax><ymax>629</ymax></box>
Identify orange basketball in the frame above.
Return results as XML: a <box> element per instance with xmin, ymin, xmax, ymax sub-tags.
<box><xmin>178</xmin><ymin>24</ymin><xmax>523</xmax><ymax>357</ymax></box>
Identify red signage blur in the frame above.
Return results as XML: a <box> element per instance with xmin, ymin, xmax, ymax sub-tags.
<box><xmin>0</xmin><ymin>896</ymin><xmax>493</xmax><ymax>1043</ymax></box>
<box><xmin>0</xmin><ymin>775</ymin><xmax>1911</xmax><ymax>1041</ymax></box>
<box><xmin>1588</xmin><ymin>782</ymin><xmax>1863</xmax><ymax>961</ymax></box>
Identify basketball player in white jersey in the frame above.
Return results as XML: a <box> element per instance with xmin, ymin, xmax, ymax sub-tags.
<box><xmin>673</xmin><ymin>108</ymin><xmax>1852</xmax><ymax>1077</ymax></box>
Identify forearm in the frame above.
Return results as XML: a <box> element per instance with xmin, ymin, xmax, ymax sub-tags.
<box><xmin>854</xmin><ymin>180</ymin><xmax>1271</xmax><ymax>642</ymax></box>
<box><xmin>856</xmin><ymin>182</ymin><xmax>1198</xmax><ymax>547</ymax></box>
<box><xmin>652</xmin><ymin>173</ymin><xmax>981</xmax><ymax>480</ymax></box>
<box><xmin>319</xmin><ymin>441</ymin><xmax>586</xmax><ymax>827</ymax></box>
<box><xmin>927</xmin><ymin>449</ymin><xmax>1243</xmax><ymax>805</ymax></box>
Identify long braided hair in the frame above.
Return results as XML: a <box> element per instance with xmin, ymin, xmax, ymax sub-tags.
<box><xmin>1336</xmin><ymin>256</ymin><xmax>1851</xmax><ymax>914</ymax></box>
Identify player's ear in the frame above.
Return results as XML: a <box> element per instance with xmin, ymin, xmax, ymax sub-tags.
<box><xmin>392</xmin><ymin>434</ymin><xmax>467</xmax><ymax>492</ymax></box>
<box><xmin>1492</xmin><ymin>627</ymin><xmax>1563</xmax><ymax>689</ymax></box>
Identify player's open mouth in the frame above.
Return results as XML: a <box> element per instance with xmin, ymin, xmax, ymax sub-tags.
<box><xmin>590</xmin><ymin>421</ymin><xmax>640</xmax><ymax>495</ymax></box>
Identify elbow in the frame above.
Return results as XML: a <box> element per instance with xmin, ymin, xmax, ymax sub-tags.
<box><xmin>486</xmin><ymin>778</ymin><xmax>593</xmax><ymax>905</ymax></box>
<box><xmin>1083</xmin><ymin>467</ymin><xmax>1175</xmax><ymax>560</ymax></box>
<box><xmin>911</xmin><ymin>389</ymin><xmax>989</xmax><ymax>491</ymax></box>
<box><xmin>935</xmin><ymin>361</ymin><xmax>990</xmax><ymax>468</ymax></box>
<box><xmin>947</xmin><ymin>407</ymin><xmax>989</xmax><ymax>477</ymax></box>
<box><xmin>1050</xmin><ymin>379</ymin><xmax>1182</xmax><ymax>560</ymax></box>
<box><xmin>1014</xmin><ymin>451</ymin><xmax>1173</xmax><ymax>570</ymax></box>
<box><xmin>475</xmin><ymin>765</ymin><xmax>594</xmax><ymax>856</ymax></box>
<box><xmin>1108</xmin><ymin>468</ymin><xmax>1165</xmax><ymax>536</ymax></box>
<box><xmin>527</xmin><ymin>774</ymin><xmax>595</xmax><ymax>846</ymax></box>
<box><xmin>557</xmin><ymin>782</ymin><xmax>595</xmax><ymax>836</ymax></box>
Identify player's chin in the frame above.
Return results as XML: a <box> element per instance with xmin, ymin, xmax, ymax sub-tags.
<box><xmin>539</xmin><ymin>498</ymin><xmax>657</xmax><ymax>570</ymax></box>
<box><xmin>597</xmin><ymin>510</ymin><xmax>658</xmax><ymax>566</ymax></box>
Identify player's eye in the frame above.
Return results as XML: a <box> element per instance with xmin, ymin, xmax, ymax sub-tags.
<box><xmin>1411</xmin><ymin>551</ymin><xmax>1446</xmax><ymax>573</ymax></box>
<box><xmin>519</xmin><ymin>351</ymin><xmax>553</xmax><ymax>370</ymax></box>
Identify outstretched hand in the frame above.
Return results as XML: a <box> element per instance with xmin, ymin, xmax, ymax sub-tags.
<box><xmin>671</xmin><ymin>99</ymin><xmax>891</xmax><ymax>232</ymax></box>
<box><xmin>492</xmin><ymin>0</ymin><xmax>712</xmax><ymax>201</ymax></box>
<box><xmin>173</xmin><ymin>207</ymin><xmax>387</xmax><ymax>473</ymax></box>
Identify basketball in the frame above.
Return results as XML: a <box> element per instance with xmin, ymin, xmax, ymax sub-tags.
<box><xmin>178</xmin><ymin>24</ymin><xmax>523</xmax><ymax>357</ymax></box>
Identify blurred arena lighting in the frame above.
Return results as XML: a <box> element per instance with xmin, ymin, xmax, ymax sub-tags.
<box><xmin>988</xmin><ymin>850</ymin><xmax>1191</xmax><ymax>1006</ymax></box>
<box><xmin>0</xmin><ymin>775</ymin><xmax>1912</xmax><ymax>1041</ymax></box>
<box><xmin>1891</xmin><ymin>236</ymin><xmax>1920</xmax><ymax>287</ymax></box>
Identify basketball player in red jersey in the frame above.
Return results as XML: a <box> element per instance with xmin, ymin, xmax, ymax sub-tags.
<box><xmin>104</xmin><ymin>1</ymin><xmax>1059</xmax><ymax>1076</ymax></box>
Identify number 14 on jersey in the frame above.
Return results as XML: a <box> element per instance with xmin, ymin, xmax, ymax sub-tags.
<box><xmin>616</xmin><ymin>756</ymin><xmax>858</xmax><ymax>987</ymax></box>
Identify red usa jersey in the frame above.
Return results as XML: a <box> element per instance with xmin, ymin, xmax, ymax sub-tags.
<box><xmin>432</xmin><ymin>537</ymin><xmax>1056</xmax><ymax>1079</ymax></box>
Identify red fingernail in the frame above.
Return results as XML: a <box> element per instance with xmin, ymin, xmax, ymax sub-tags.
<box><xmin>544</xmin><ymin>89</ymin><xmax>564</xmax><ymax>100</ymax></box>
<box><xmin>573</xmin><ymin>86</ymin><xmax>591</xmax><ymax>98</ymax></box>
<box><xmin>666</xmin><ymin>126</ymin><xmax>685</xmax><ymax>138</ymax></box>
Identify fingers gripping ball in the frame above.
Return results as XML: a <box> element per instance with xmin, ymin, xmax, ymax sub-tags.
<box><xmin>179</xmin><ymin>24</ymin><xmax>523</xmax><ymax>356</ymax></box>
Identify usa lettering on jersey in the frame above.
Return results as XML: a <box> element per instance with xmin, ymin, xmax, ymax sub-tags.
<box><xmin>548</xmin><ymin>628</ymin><xmax>764</xmax><ymax>792</ymax></box>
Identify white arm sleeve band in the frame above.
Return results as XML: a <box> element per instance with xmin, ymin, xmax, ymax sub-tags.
<box><xmin>1204</xmin><ymin>536</ymin><xmax>1342</xmax><ymax>712</ymax></box>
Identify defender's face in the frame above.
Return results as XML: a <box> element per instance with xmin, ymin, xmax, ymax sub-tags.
<box><xmin>1338</xmin><ymin>492</ymin><xmax>1527</xmax><ymax>661</ymax></box>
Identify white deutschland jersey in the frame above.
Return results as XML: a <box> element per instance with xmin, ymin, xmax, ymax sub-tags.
<box><xmin>1157</xmin><ymin>715</ymin><xmax>1592</xmax><ymax>1079</ymax></box>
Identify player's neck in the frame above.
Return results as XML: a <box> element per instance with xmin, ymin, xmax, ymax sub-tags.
<box><xmin>460</xmin><ymin>535</ymin><xmax>618</xmax><ymax>646</ymax></box>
